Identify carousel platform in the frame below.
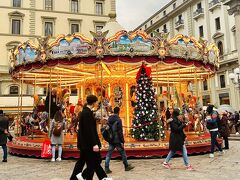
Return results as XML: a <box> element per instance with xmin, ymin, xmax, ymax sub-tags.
<box><xmin>7</xmin><ymin>132</ymin><xmax>217</xmax><ymax>159</ymax></box>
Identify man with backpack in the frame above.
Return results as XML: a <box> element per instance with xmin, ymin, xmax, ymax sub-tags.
<box><xmin>104</xmin><ymin>107</ymin><xmax>134</xmax><ymax>174</ymax></box>
<box><xmin>206</xmin><ymin>104</ymin><xmax>223</xmax><ymax>158</ymax></box>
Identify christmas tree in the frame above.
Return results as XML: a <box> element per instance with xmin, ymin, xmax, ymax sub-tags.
<box><xmin>131</xmin><ymin>64</ymin><xmax>165</xmax><ymax>141</ymax></box>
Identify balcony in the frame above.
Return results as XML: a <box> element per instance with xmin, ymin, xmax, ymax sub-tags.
<box><xmin>193</xmin><ymin>8</ymin><xmax>204</xmax><ymax>20</ymax></box>
<box><xmin>209</xmin><ymin>0</ymin><xmax>221</xmax><ymax>12</ymax></box>
<box><xmin>175</xmin><ymin>19</ymin><xmax>184</xmax><ymax>29</ymax></box>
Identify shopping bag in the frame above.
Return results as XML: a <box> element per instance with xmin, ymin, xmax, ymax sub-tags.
<box><xmin>41</xmin><ymin>139</ymin><xmax>52</xmax><ymax>158</ymax></box>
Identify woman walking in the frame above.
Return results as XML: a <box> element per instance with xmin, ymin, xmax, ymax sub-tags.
<box><xmin>50</xmin><ymin>110</ymin><xmax>65</xmax><ymax>162</ymax></box>
<box><xmin>162</xmin><ymin>108</ymin><xmax>193</xmax><ymax>170</ymax></box>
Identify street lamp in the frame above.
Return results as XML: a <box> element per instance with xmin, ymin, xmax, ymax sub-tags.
<box><xmin>229</xmin><ymin>67</ymin><xmax>240</xmax><ymax>86</ymax></box>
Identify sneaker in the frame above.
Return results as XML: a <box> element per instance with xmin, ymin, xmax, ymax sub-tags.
<box><xmin>186</xmin><ymin>165</ymin><xmax>193</xmax><ymax>171</ymax></box>
<box><xmin>102</xmin><ymin>178</ymin><xmax>113</xmax><ymax>180</ymax></box>
<box><xmin>162</xmin><ymin>162</ymin><xmax>171</xmax><ymax>169</ymax></box>
<box><xmin>76</xmin><ymin>173</ymin><xmax>84</xmax><ymax>180</ymax></box>
<box><xmin>104</xmin><ymin>168</ymin><xmax>112</xmax><ymax>174</ymax></box>
<box><xmin>2</xmin><ymin>159</ymin><xmax>7</xmax><ymax>162</ymax></box>
<box><xmin>219</xmin><ymin>151</ymin><xmax>224</xmax><ymax>156</ymax></box>
<box><xmin>209</xmin><ymin>153</ymin><xmax>214</xmax><ymax>158</ymax></box>
<box><xmin>125</xmin><ymin>164</ymin><xmax>134</xmax><ymax>171</ymax></box>
<box><xmin>56</xmin><ymin>157</ymin><xmax>62</xmax><ymax>161</ymax></box>
<box><xmin>236</xmin><ymin>132</ymin><xmax>239</xmax><ymax>135</ymax></box>
<box><xmin>51</xmin><ymin>158</ymin><xmax>55</xmax><ymax>162</ymax></box>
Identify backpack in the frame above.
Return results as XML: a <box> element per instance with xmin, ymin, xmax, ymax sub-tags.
<box><xmin>101</xmin><ymin>121</ymin><xmax>118</xmax><ymax>143</ymax></box>
<box><xmin>53</xmin><ymin>122</ymin><xmax>62</xmax><ymax>136</ymax></box>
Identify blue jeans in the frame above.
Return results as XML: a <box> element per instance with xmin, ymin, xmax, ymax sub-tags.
<box><xmin>1</xmin><ymin>144</ymin><xmax>7</xmax><ymax>160</ymax></box>
<box><xmin>105</xmin><ymin>143</ymin><xmax>128</xmax><ymax>169</ymax></box>
<box><xmin>165</xmin><ymin>145</ymin><xmax>189</xmax><ymax>166</ymax></box>
<box><xmin>210</xmin><ymin>131</ymin><xmax>222</xmax><ymax>153</ymax></box>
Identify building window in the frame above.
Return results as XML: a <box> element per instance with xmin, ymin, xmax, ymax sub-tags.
<box><xmin>45</xmin><ymin>0</ymin><xmax>53</xmax><ymax>10</ymax></box>
<box><xmin>96</xmin><ymin>25</ymin><xmax>104</xmax><ymax>32</ymax></box>
<box><xmin>150</xmin><ymin>20</ymin><xmax>153</xmax><ymax>25</ymax></box>
<box><xmin>202</xmin><ymin>95</ymin><xmax>210</xmax><ymax>106</ymax></box>
<box><xmin>217</xmin><ymin>41</ymin><xmax>223</xmax><ymax>56</ymax></box>
<box><xmin>163</xmin><ymin>10</ymin><xmax>166</xmax><ymax>16</ymax></box>
<box><xmin>203</xmin><ymin>79</ymin><xmax>208</xmax><ymax>91</ymax></box>
<box><xmin>96</xmin><ymin>2</ymin><xmax>103</xmax><ymax>15</ymax></box>
<box><xmin>145</xmin><ymin>24</ymin><xmax>147</xmax><ymax>29</ymax></box>
<box><xmin>150</xmin><ymin>32</ymin><xmax>154</xmax><ymax>37</ymax></box>
<box><xmin>199</xmin><ymin>26</ymin><xmax>204</xmax><ymax>37</ymax></box>
<box><xmin>156</xmin><ymin>29</ymin><xmax>160</xmax><ymax>32</ymax></box>
<box><xmin>45</xmin><ymin>22</ymin><xmax>53</xmax><ymax>36</ymax></box>
<box><xmin>219</xmin><ymin>93</ymin><xmax>230</xmax><ymax>105</ymax></box>
<box><xmin>71</xmin><ymin>23</ymin><xmax>79</xmax><ymax>33</ymax></box>
<box><xmin>13</xmin><ymin>0</ymin><xmax>21</xmax><ymax>7</ymax></box>
<box><xmin>215</xmin><ymin>17</ymin><xmax>221</xmax><ymax>30</ymax></box>
<box><xmin>197</xmin><ymin>2</ymin><xmax>202</xmax><ymax>9</ymax></box>
<box><xmin>163</xmin><ymin>24</ymin><xmax>167</xmax><ymax>33</ymax></box>
<box><xmin>9</xmin><ymin>85</ymin><xmax>19</xmax><ymax>95</ymax></box>
<box><xmin>71</xmin><ymin>0</ymin><xmax>79</xmax><ymax>13</ymax></box>
<box><xmin>12</xmin><ymin>19</ymin><xmax>21</xmax><ymax>34</ymax></box>
<box><xmin>178</xmin><ymin>14</ymin><xmax>182</xmax><ymax>21</ymax></box>
<box><xmin>220</xmin><ymin>74</ymin><xmax>226</xmax><ymax>88</ymax></box>
<box><xmin>173</xmin><ymin>3</ymin><xmax>176</xmax><ymax>9</ymax></box>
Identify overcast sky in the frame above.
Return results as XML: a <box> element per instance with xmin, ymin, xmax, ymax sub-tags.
<box><xmin>116</xmin><ymin>0</ymin><xmax>171</xmax><ymax>31</ymax></box>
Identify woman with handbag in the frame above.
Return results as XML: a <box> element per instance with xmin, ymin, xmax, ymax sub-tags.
<box><xmin>49</xmin><ymin>110</ymin><xmax>65</xmax><ymax>162</ymax></box>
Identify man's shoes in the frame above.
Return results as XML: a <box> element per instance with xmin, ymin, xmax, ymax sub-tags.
<box><xmin>102</xmin><ymin>178</ymin><xmax>113</xmax><ymax>180</ymax></box>
<box><xmin>125</xmin><ymin>164</ymin><xmax>134</xmax><ymax>171</ymax></box>
<box><xmin>209</xmin><ymin>153</ymin><xmax>214</xmax><ymax>158</ymax></box>
<box><xmin>236</xmin><ymin>132</ymin><xmax>239</xmax><ymax>135</ymax></box>
<box><xmin>76</xmin><ymin>172</ymin><xmax>84</xmax><ymax>180</ymax></box>
<box><xmin>2</xmin><ymin>159</ymin><xmax>7</xmax><ymax>162</ymax></box>
<box><xmin>51</xmin><ymin>158</ymin><xmax>55</xmax><ymax>162</ymax></box>
<box><xmin>105</xmin><ymin>168</ymin><xmax>112</xmax><ymax>174</ymax></box>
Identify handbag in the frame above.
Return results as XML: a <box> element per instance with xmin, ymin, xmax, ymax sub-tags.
<box><xmin>41</xmin><ymin>139</ymin><xmax>52</xmax><ymax>158</ymax></box>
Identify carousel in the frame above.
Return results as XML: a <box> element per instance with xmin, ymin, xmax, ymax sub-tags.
<box><xmin>7</xmin><ymin>29</ymin><xmax>220</xmax><ymax>158</ymax></box>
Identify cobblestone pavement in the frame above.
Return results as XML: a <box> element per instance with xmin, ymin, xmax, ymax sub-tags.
<box><xmin>0</xmin><ymin>141</ymin><xmax>239</xmax><ymax>180</ymax></box>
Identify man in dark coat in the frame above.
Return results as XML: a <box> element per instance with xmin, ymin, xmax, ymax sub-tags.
<box><xmin>0</xmin><ymin>110</ymin><xmax>9</xmax><ymax>162</ymax></box>
<box><xmin>77</xmin><ymin>95</ymin><xmax>108</xmax><ymax>180</ymax></box>
<box><xmin>104</xmin><ymin>107</ymin><xmax>134</xmax><ymax>174</ymax></box>
<box><xmin>162</xmin><ymin>108</ymin><xmax>193</xmax><ymax>170</ymax></box>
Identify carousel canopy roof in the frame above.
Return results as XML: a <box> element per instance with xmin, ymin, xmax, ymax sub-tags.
<box><xmin>9</xmin><ymin>31</ymin><xmax>219</xmax><ymax>87</ymax></box>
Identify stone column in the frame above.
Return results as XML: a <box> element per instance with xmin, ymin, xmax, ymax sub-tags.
<box><xmin>224</xmin><ymin>0</ymin><xmax>240</xmax><ymax>66</ymax></box>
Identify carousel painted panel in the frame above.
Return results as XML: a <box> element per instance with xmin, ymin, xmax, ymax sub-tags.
<box><xmin>47</xmin><ymin>34</ymin><xmax>92</xmax><ymax>59</ymax></box>
<box><xmin>49</xmin><ymin>38</ymin><xmax>91</xmax><ymax>59</ymax></box>
<box><xmin>107</xmin><ymin>34</ymin><xmax>155</xmax><ymax>56</ymax></box>
<box><xmin>15</xmin><ymin>45</ymin><xmax>38</xmax><ymax>65</ymax></box>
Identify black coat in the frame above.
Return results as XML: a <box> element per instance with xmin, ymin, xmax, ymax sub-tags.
<box><xmin>0</xmin><ymin>115</ymin><xmax>9</xmax><ymax>145</ymax></box>
<box><xmin>108</xmin><ymin>114</ymin><xmax>124</xmax><ymax>144</ymax></box>
<box><xmin>77</xmin><ymin>106</ymin><xmax>101</xmax><ymax>150</ymax></box>
<box><xmin>45</xmin><ymin>93</ymin><xmax>58</xmax><ymax>119</ymax></box>
<box><xmin>169</xmin><ymin>118</ymin><xmax>186</xmax><ymax>151</ymax></box>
